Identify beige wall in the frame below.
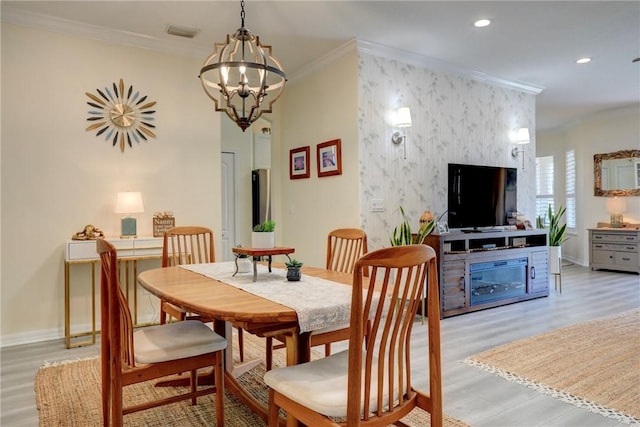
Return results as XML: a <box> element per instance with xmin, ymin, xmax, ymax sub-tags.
<box><xmin>278</xmin><ymin>51</ymin><xmax>361</xmax><ymax>267</ymax></box>
<box><xmin>537</xmin><ymin>106</ymin><xmax>640</xmax><ymax>266</ymax></box>
<box><xmin>1</xmin><ymin>24</ymin><xmax>222</xmax><ymax>345</ymax></box>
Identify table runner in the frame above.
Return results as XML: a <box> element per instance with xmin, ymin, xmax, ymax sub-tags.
<box><xmin>180</xmin><ymin>262</ymin><xmax>354</xmax><ymax>333</ymax></box>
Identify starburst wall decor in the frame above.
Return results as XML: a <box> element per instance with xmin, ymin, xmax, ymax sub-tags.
<box><xmin>85</xmin><ymin>78</ymin><xmax>156</xmax><ymax>152</ymax></box>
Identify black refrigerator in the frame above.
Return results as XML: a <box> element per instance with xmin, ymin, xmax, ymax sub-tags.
<box><xmin>251</xmin><ymin>169</ymin><xmax>271</xmax><ymax>228</ymax></box>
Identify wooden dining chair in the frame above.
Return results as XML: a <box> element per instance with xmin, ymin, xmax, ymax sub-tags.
<box><xmin>265</xmin><ymin>228</ymin><xmax>369</xmax><ymax>370</ymax></box>
<box><xmin>97</xmin><ymin>238</ymin><xmax>226</xmax><ymax>427</ymax></box>
<box><xmin>160</xmin><ymin>225</ymin><xmax>244</xmax><ymax>361</ymax></box>
<box><xmin>264</xmin><ymin>244</ymin><xmax>443</xmax><ymax>427</ymax></box>
<box><xmin>326</xmin><ymin>227</ymin><xmax>369</xmax><ymax>276</ymax></box>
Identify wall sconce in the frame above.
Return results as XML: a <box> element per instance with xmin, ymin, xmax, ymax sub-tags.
<box><xmin>510</xmin><ymin>127</ymin><xmax>530</xmax><ymax>169</ymax></box>
<box><xmin>606</xmin><ymin>197</ymin><xmax>627</xmax><ymax>227</ymax></box>
<box><xmin>391</xmin><ymin>107</ymin><xmax>412</xmax><ymax>159</ymax></box>
<box><xmin>115</xmin><ymin>192</ymin><xmax>144</xmax><ymax>238</ymax></box>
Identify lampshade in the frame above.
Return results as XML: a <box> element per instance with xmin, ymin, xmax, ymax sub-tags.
<box><xmin>513</xmin><ymin>127</ymin><xmax>530</xmax><ymax>144</ymax></box>
<box><xmin>606</xmin><ymin>197</ymin><xmax>627</xmax><ymax>213</ymax></box>
<box><xmin>115</xmin><ymin>192</ymin><xmax>144</xmax><ymax>214</ymax></box>
<box><xmin>393</xmin><ymin>107</ymin><xmax>412</xmax><ymax>128</ymax></box>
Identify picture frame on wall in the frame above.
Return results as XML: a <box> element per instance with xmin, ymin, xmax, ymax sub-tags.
<box><xmin>317</xmin><ymin>139</ymin><xmax>342</xmax><ymax>178</ymax></box>
<box><xmin>289</xmin><ymin>146</ymin><xmax>310</xmax><ymax>179</ymax></box>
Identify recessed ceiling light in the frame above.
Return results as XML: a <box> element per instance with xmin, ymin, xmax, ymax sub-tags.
<box><xmin>576</xmin><ymin>57</ymin><xmax>591</xmax><ymax>64</ymax></box>
<box><xmin>474</xmin><ymin>19</ymin><xmax>491</xmax><ymax>28</ymax></box>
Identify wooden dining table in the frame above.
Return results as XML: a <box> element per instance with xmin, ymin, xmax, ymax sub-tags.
<box><xmin>137</xmin><ymin>263</ymin><xmax>356</xmax><ymax>426</ymax></box>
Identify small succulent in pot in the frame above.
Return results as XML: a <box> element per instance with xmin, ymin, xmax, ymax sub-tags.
<box><xmin>285</xmin><ymin>258</ymin><xmax>303</xmax><ymax>281</ymax></box>
<box><xmin>253</xmin><ymin>220</ymin><xmax>276</xmax><ymax>232</ymax></box>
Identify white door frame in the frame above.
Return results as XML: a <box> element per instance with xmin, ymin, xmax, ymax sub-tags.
<box><xmin>221</xmin><ymin>152</ymin><xmax>237</xmax><ymax>261</ymax></box>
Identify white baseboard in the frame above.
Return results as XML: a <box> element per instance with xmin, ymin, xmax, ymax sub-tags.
<box><xmin>1</xmin><ymin>314</ymin><xmax>158</xmax><ymax>348</ymax></box>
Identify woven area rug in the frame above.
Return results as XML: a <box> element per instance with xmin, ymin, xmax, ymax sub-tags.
<box><xmin>465</xmin><ymin>309</ymin><xmax>640</xmax><ymax>425</ymax></box>
<box><xmin>36</xmin><ymin>334</ymin><xmax>467</xmax><ymax>426</ymax></box>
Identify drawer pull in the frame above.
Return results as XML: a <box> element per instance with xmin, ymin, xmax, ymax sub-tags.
<box><xmin>530</xmin><ymin>266</ymin><xmax>536</xmax><ymax>280</ymax></box>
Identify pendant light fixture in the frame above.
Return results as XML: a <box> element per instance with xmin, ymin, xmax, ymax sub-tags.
<box><xmin>199</xmin><ymin>0</ymin><xmax>286</xmax><ymax>131</ymax></box>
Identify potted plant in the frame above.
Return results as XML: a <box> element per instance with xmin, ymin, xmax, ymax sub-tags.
<box><xmin>234</xmin><ymin>244</ymin><xmax>252</xmax><ymax>273</ymax></box>
<box><xmin>389</xmin><ymin>207</ymin><xmax>436</xmax><ymax>246</ymax></box>
<box><xmin>252</xmin><ymin>219</ymin><xmax>276</xmax><ymax>248</ymax></box>
<box><xmin>547</xmin><ymin>205</ymin><xmax>567</xmax><ymax>274</ymax></box>
<box><xmin>285</xmin><ymin>258</ymin><xmax>303</xmax><ymax>281</ymax></box>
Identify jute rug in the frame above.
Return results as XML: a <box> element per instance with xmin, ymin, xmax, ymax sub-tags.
<box><xmin>465</xmin><ymin>309</ymin><xmax>640</xmax><ymax>425</ymax></box>
<box><xmin>36</xmin><ymin>334</ymin><xmax>467</xmax><ymax>426</ymax></box>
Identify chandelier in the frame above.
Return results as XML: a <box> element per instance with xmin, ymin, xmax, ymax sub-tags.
<box><xmin>199</xmin><ymin>0</ymin><xmax>287</xmax><ymax>131</ymax></box>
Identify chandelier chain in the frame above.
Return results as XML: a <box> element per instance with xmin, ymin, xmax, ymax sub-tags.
<box><xmin>240</xmin><ymin>0</ymin><xmax>245</xmax><ymax>27</ymax></box>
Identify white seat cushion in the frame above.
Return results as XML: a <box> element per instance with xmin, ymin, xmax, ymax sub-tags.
<box><xmin>134</xmin><ymin>320</ymin><xmax>227</xmax><ymax>364</ymax></box>
<box><xmin>264</xmin><ymin>350</ymin><xmax>402</xmax><ymax>417</ymax></box>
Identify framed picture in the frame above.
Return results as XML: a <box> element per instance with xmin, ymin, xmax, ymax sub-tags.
<box><xmin>317</xmin><ymin>139</ymin><xmax>342</xmax><ymax>177</ymax></box>
<box><xmin>289</xmin><ymin>146</ymin><xmax>310</xmax><ymax>179</ymax></box>
<box><xmin>436</xmin><ymin>221</ymin><xmax>449</xmax><ymax>234</ymax></box>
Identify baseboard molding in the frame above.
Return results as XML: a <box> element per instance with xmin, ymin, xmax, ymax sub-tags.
<box><xmin>1</xmin><ymin>314</ymin><xmax>158</xmax><ymax>348</ymax></box>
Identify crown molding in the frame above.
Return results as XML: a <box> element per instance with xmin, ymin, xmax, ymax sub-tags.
<box><xmin>4</xmin><ymin>6</ymin><xmax>544</xmax><ymax>95</ymax></box>
<box><xmin>1</xmin><ymin>6</ymin><xmax>206</xmax><ymax>59</ymax></box>
<box><xmin>356</xmin><ymin>40</ymin><xmax>544</xmax><ymax>95</ymax></box>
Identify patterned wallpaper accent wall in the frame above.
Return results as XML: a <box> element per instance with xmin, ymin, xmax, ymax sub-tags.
<box><xmin>358</xmin><ymin>52</ymin><xmax>536</xmax><ymax>250</ymax></box>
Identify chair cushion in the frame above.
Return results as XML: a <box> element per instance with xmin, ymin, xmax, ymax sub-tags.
<box><xmin>264</xmin><ymin>350</ymin><xmax>402</xmax><ymax>417</ymax></box>
<box><xmin>134</xmin><ymin>320</ymin><xmax>227</xmax><ymax>364</ymax></box>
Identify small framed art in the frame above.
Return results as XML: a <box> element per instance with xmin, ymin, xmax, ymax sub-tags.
<box><xmin>317</xmin><ymin>139</ymin><xmax>342</xmax><ymax>178</ymax></box>
<box><xmin>289</xmin><ymin>146</ymin><xmax>310</xmax><ymax>179</ymax></box>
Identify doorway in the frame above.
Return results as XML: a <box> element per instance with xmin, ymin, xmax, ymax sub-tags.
<box><xmin>221</xmin><ymin>152</ymin><xmax>236</xmax><ymax>261</ymax></box>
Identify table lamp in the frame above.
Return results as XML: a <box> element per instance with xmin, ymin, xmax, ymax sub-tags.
<box><xmin>115</xmin><ymin>192</ymin><xmax>144</xmax><ymax>238</ymax></box>
<box><xmin>606</xmin><ymin>197</ymin><xmax>627</xmax><ymax>228</ymax></box>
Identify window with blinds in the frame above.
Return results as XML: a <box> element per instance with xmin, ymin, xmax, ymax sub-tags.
<box><xmin>536</xmin><ymin>156</ymin><xmax>554</xmax><ymax>225</ymax></box>
<box><xmin>565</xmin><ymin>150</ymin><xmax>576</xmax><ymax>229</ymax></box>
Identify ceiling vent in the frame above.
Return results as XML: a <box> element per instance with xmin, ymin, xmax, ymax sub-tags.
<box><xmin>166</xmin><ymin>25</ymin><xmax>200</xmax><ymax>39</ymax></box>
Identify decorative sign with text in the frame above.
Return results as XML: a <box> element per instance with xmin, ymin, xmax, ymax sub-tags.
<box><xmin>153</xmin><ymin>212</ymin><xmax>175</xmax><ymax>237</ymax></box>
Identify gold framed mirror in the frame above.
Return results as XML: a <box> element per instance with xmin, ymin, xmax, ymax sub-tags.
<box><xmin>593</xmin><ymin>149</ymin><xmax>640</xmax><ymax>196</ymax></box>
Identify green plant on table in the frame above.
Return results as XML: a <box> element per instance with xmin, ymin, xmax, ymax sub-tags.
<box><xmin>285</xmin><ymin>258</ymin><xmax>303</xmax><ymax>268</ymax></box>
<box><xmin>253</xmin><ymin>220</ymin><xmax>276</xmax><ymax>232</ymax></box>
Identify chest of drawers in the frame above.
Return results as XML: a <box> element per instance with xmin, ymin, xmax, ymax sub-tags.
<box><xmin>589</xmin><ymin>228</ymin><xmax>640</xmax><ymax>274</ymax></box>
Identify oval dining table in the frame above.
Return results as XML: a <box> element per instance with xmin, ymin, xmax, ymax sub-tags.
<box><xmin>137</xmin><ymin>263</ymin><xmax>355</xmax><ymax>427</ymax></box>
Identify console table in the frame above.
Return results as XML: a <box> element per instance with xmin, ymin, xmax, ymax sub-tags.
<box><xmin>64</xmin><ymin>237</ymin><xmax>163</xmax><ymax>348</ymax></box>
<box><xmin>589</xmin><ymin>225</ymin><xmax>640</xmax><ymax>274</ymax></box>
<box><xmin>424</xmin><ymin>229</ymin><xmax>549</xmax><ymax>318</ymax></box>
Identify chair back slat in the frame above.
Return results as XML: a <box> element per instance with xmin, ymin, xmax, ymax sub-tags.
<box><xmin>162</xmin><ymin>226</ymin><xmax>215</xmax><ymax>267</ymax></box>
<box><xmin>348</xmin><ymin>244</ymin><xmax>436</xmax><ymax>421</ymax></box>
<box><xmin>326</xmin><ymin>228</ymin><xmax>368</xmax><ymax>275</ymax></box>
<box><xmin>97</xmin><ymin>238</ymin><xmax>136</xmax><ymax>369</ymax></box>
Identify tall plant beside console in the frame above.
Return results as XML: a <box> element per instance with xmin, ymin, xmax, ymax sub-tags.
<box><xmin>252</xmin><ymin>220</ymin><xmax>276</xmax><ymax>249</ymax></box>
<box><xmin>389</xmin><ymin>207</ymin><xmax>436</xmax><ymax>246</ymax></box>
<box><xmin>547</xmin><ymin>205</ymin><xmax>567</xmax><ymax>274</ymax></box>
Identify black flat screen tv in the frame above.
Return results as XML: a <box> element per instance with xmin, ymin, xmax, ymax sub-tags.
<box><xmin>447</xmin><ymin>163</ymin><xmax>517</xmax><ymax>232</ymax></box>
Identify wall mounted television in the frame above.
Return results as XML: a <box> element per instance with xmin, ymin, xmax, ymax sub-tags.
<box><xmin>447</xmin><ymin>163</ymin><xmax>517</xmax><ymax>232</ymax></box>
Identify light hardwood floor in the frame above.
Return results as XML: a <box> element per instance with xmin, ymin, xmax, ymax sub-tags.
<box><xmin>1</xmin><ymin>264</ymin><xmax>638</xmax><ymax>426</ymax></box>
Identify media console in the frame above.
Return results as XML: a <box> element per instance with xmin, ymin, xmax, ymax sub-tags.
<box><xmin>423</xmin><ymin>229</ymin><xmax>549</xmax><ymax>318</ymax></box>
